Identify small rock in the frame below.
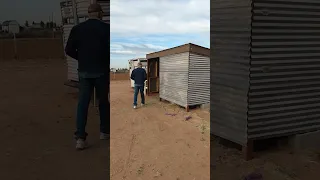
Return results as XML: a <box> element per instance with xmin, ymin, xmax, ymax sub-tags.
<box><xmin>185</xmin><ymin>116</ymin><xmax>192</xmax><ymax>121</ymax></box>
<box><xmin>154</xmin><ymin>171</ymin><xmax>162</xmax><ymax>177</ymax></box>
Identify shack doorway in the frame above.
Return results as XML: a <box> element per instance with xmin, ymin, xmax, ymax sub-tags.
<box><xmin>147</xmin><ymin>57</ymin><xmax>159</xmax><ymax>95</ymax></box>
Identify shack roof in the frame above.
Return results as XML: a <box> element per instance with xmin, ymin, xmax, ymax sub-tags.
<box><xmin>146</xmin><ymin>43</ymin><xmax>210</xmax><ymax>59</ymax></box>
<box><xmin>2</xmin><ymin>20</ymin><xmax>19</xmax><ymax>26</ymax></box>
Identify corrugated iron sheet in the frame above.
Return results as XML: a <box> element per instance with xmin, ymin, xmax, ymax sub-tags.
<box><xmin>159</xmin><ymin>51</ymin><xmax>210</xmax><ymax>108</ymax></box>
<box><xmin>98</xmin><ymin>0</ymin><xmax>110</xmax><ymax>24</ymax></box>
<box><xmin>60</xmin><ymin>2</ymin><xmax>74</xmax><ymax>18</ymax></box>
<box><xmin>76</xmin><ymin>0</ymin><xmax>90</xmax><ymax>18</ymax></box>
<box><xmin>63</xmin><ymin>24</ymin><xmax>79</xmax><ymax>82</ymax></box>
<box><xmin>160</xmin><ymin>52</ymin><xmax>189</xmax><ymax>107</ymax></box>
<box><xmin>211</xmin><ymin>0</ymin><xmax>252</xmax><ymax>145</ymax></box>
<box><xmin>67</xmin><ymin>58</ymin><xmax>79</xmax><ymax>81</ymax></box>
<box><xmin>62</xmin><ymin>24</ymin><xmax>73</xmax><ymax>46</ymax></box>
<box><xmin>211</xmin><ymin>0</ymin><xmax>320</xmax><ymax>145</ymax></box>
<box><xmin>248</xmin><ymin>0</ymin><xmax>320</xmax><ymax>139</ymax></box>
<box><xmin>97</xmin><ymin>0</ymin><xmax>110</xmax><ymax>23</ymax></box>
<box><xmin>188</xmin><ymin>53</ymin><xmax>210</xmax><ymax>106</ymax></box>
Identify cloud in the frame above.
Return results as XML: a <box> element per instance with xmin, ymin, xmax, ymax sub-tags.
<box><xmin>111</xmin><ymin>43</ymin><xmax>167</xmax><ymax>55</ymax></box>
<box><xmin>110</xmin><ymin>0</ymin><xmax>210</xmax><ymax>68</ymax></box>
<box><xmin>110</xmin><ymin>0</ymin><xmax>209</xmax><ymax>35</ymax></box>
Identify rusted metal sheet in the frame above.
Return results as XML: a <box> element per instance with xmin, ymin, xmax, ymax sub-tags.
<box><xmin>188</xmin><ymin>53</ymin><xmax>210</xmax><ymax>106</ymax></box>
<box><xmin>76</xmin><ymin>0</ymin><xmax>90</xmax><ymax>18</ymax></box>
<box><xmin>160</xmin><ymin>52</ymin><xmax>190</xmax><ymax>107</ymax></box>
<box><xmin>248</xmin><ymin>0</ymin><xmax>320</xmax><ymax>139</ymax></box>
<box><xmin>98</xmin><ymin>0</ymin><xmax>110</xmax><ymax>23</ymax></box>
<box><xmin>211</xmin><ymin>0</ymin><xmax>252</xmax><ymax>145</ymax></box>
<box><xmin>211</xmin><ymin>0</ymin><xmax>320</xmax><ymax>145</ymax></box>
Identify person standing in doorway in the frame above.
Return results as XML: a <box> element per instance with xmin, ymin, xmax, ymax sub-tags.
<box><xmin>65</xmin><ymin>3</ymin><xmax>110</xmax><ymax>150</ymax></box>
<box><xmin>130</xmin><ymin>62</ymin><xmax>147</xmax><ymax>109</ymax></box>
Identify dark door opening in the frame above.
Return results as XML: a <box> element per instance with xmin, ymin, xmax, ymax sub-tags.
<box><xmin>147</xmin><ymin>57</ymin><xmax>159</xmax><ymax>95</ymax></box>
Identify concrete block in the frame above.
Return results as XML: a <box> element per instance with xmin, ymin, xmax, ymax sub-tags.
<box><xmin>201</xmin><ymin>103</ymin><xmax>210</xmax><ymax>110</ymax></box>
<box><xmin>289</xmin><ymin>130</ymin><xmax>320</xmax><ymax>151</ymax></box>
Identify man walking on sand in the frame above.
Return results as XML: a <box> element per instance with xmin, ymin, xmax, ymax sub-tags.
<box><xmin>65</xmin><ymin>3</ymin><xmax>110</xmax><ymax>150</ymax></box>
<box><xmin>130</xmin><ymin>62</ymin><xmax>147</xmax><ymax>109</ymax></box>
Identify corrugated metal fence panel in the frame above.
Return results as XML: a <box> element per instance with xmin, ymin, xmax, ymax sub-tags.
<box><xmin>98</xmin><ymin>0</ymin><xmax>110</xmax><ymax>24</ymax></box>
<box><xmin>98</xmin><ymin>1</ymin><xmax>110</xmax><ymax>23</ymax></box>
<box><xmin>159</xmin><ymin>52</ymin><xmax>189</xmax><ymax>107</ymax></box>
<box><xmin>61</xmin><ymin>1</ymin><xmax>74</xmax><ymax>18</ymax></box>
<box><xmin>62</xmin><ymin>24</ymin><xmax>73</xmax><ymax>47</ymax></box>
<box><xmin>76</xmin><ymin>0</ymin><xmax>90</xmax><ymax>18</ymax></box>
<box><xmin>67</xmin><ymin>58</ymin><xmax>79</xmax><ymax>81</ymax></box>
<box><xmin>102</xmin><ymin>16</ymin><xmax>110</xmax><ymax>24</ymax></box>
<box><xmin>188</xmin><ymin>53</ymin><xmax>210</xmax><ymax>106</ymax></box>
<box><xmin>248</xmin><ymin>0</ymin><xmax>320</xmax><ymax>139</ymax></box>
<box><xmin>63</xmin><ymin>24</ymin><xmax>78</xmax><ymax>82</ymax></box>
<box><xmin>210</xmin><ymin>0</ymin><xmax>252</xmax><ymax>145</ymax></box>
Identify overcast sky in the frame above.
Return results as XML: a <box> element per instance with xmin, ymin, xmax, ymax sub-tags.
<box><xmin>0</xmin><ymin>0</ymin><xmax>61</xmax><ymax>24</ymax></box>
<box><xmin>110</xmin><ymin>0</ymin><xmax>210</xmax><ymax>68</ymax></box>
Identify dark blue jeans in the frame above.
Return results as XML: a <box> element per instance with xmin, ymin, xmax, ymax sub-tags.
<box><xmin>75</xmin><ymin>74</ymin><xmax>109</xmax><ymax>140</ymax></box>
<box><xmin>133</xmin><ymin>85</ymin><xmax>145</xmax><ymax>106</ymax></box>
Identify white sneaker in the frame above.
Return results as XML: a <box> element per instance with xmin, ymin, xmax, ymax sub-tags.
<box><xmin>100</xmin><ymin>133</ymin><xmax>110</xmax><ymax>140</ymax></box>
<box><xmin>141</xmin><ymin>103</ymin><xmax>145</xmax><ymax>107</ymax></box>
<box><xmin>133</xmin><ymin>105</ymin><xmax>137</xmax><ymax>109</ymax></box>
<box><xmin>76</xmin><ymin>139</ymin><xmax>88</xmax><ymax>150</ymax></box>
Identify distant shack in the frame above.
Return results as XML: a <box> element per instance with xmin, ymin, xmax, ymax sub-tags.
<box><xmin>1</xmin><ymin>20</ymin><xmax>20</xmax><ymax>34</ymax></box>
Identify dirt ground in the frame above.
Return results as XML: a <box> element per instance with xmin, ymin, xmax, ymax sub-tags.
<box><xmin>0</xmin><ymin>39</ymin><xmax>64</xmax><ymax>60</ymax></box>
<box><xmin>110</xmin><ymin>72</ymin><xmax>129</xmax><ymax>81</ymax></box>
<box><xmin>110</xmin><ymin>82</ymin><xmax>210</xmax><ymax>179</ymax></box>
<box><xmin>0</xmin><ymin>59</ymin><xmax>319</xmax><ymax>180</ymax></box>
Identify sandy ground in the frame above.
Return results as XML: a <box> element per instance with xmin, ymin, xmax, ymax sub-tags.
<box><xmin>110</xmin><ymin>81</ymin><xmax>210</xmax><ymax>179</ymax></box>
<box><xmin>110</xmin><ymin>72</ymin><xmax>129</xmax><ymax>81</ymax></box>
<box><xmin>0</xmin><ymin>59</ymin><xmax>109</xmax><ymax>180</ymax></box>
<box><xmin>0</xmin><ymin>59</ymin><xmax>320</xmax><ymax>180</ymax></box>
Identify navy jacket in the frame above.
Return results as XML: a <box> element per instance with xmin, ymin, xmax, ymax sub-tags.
<box><xmin>65</xmin><ymin>19</ymin><xmax>110</xmax><ymax>74</ymax></box>
<box><xmin>131</xmin><ymin>68</ymin><xmax>147</xmax><ymax>85</ymax></box>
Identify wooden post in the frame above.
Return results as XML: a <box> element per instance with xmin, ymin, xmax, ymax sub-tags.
<box><xmin>13</xmin><ymin>33</ymin><xmax>17</xmax><ymax>59</ymax></box>
<box><xmin>186</xmin><ymin>105</ymin><xmax>190</xmax><ymax>112</ymax></box>
<box><xmin>93</xmin><ymin>87</ymin><xmax>97</xmax><ymax>107</ymax></box>
<box><xmin>242</xmin><ymin>140</ymin><xmax>254</xmax><ymax>161</ymax></box>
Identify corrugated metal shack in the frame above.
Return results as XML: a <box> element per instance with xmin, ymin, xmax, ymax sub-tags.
<box><xmin>211</xmin><ymin>0</ymin><xmax>320</xmax><ymax>159</ymax></box>
<box><xmin>60</xmin><ymin>0</ymin><xmax>110</xmax><ymax>84</ymax></box>
<box><xmin>146</xmin><ymin>43</ymin><xmax>210</xmax><ymax>111</ymax></box>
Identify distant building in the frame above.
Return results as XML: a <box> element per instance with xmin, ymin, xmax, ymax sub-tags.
<box><xmin>1</xmin><ymin>20</ymin><xmax>20</xmax><ymax>34</ymax></box>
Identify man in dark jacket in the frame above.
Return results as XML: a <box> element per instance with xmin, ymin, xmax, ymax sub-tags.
<box><xmin>130</xmin><ymin>62</ymin><xmax>147</xmax><ymax>109</ymax></box>
<box><xmin>65</xmin><ymin>3</ymin><xmax>110</xmax><ymax>150</ymax></box>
